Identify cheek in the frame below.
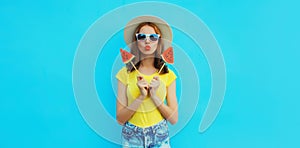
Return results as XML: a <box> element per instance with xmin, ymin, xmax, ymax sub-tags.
<box><xmin>137</xmin><ymin>42</ymin><xmax>144</xmax><ymax>49</ymax></box>
<box><xmin>152</xmin><ymin>43</ymin><xmax>158</xmax><ymax>49</ymax></box>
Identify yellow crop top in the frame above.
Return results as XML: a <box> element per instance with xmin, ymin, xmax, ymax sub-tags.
<box><xmin>116</xmin><ymin>67</ymin><xmax>177</xmax><ymax>128</ymax></box>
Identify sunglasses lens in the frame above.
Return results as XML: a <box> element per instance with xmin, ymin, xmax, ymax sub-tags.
<box><xmin>137</xmin><ymin>34</ymin><xmax>146</xmax><ymax>40</ymax></box>
<box><xmin>136</xmin><ymin>34</ymin><xmax>159</xmax><ymax>41</ymax></box>
<box><xmin>150</xmin><ymin>34</ymin><xmax>159</xmax><ymax>41</ymax></box>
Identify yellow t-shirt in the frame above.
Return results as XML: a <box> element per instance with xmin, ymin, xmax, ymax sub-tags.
<box><xmin>116</xmin><ymin>67</ymin><xmax>177</xmax><ymax>128</ymax></box>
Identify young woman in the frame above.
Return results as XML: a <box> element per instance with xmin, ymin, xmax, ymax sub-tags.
<box><xmin>116</xmin><ymin>16</ymin><xmax>178</xmax><ymax>148</ymax></box>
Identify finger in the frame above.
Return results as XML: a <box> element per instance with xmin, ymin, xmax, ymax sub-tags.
<box><xmin>138</xmin><ymin>80</ymin><xmax>149</xmax><ymax>86</ymax></box>
<box><xmin>150</xmin><ymin>82</ymin><xmax>159</xmax><ymax>88</ymax></box>
<box><xmin>140</xmin><ymin>84</ymin><xmax>148</xmax><ymax>90</ymax></box>
<box><xmin>150</xmin><ymin>80</ymin><xmax>158</xmax><ymax>85</ymax></box>
<box><xmin>139</xmin><ymin>83</ymin><xmax>147</xmax><ymax>88</ymax></box>
<box><xmin>149</xmin><ymin>81</ymin><xmax>153</xmax><ymax>86</ymax></box>
<box><xmin>141</xmin><ymin>80</ymin><xmax>148</xmax><ymax>84</ymax></box>
<box><xmin>141</xmin><ymin>83</ymin><xmax>149</xmax><ymax>88</ymax></box>
<box><xmin>137</xmin><ymin>82</ymin><xmax>147</xmax><ymax>87</ymax></box>
<box><xmin>141</xmin><ymin>81</ymin><xmax>148</xmax><ymax>85</ymax></box>
<box><xmin>149</xmin><ymin>83</ymin><xmax>155</xmax><ymax>88</ymax></box>
<box><xmin>150</xmin><ymin>79</ymin><xmax>157</xmax><ymax>84</ymax></box>
<box><xmin>142</xmin><ymin>85</ymin><xmax>149</xmax><ymax>89</ymax></box>
<box><xmin>137</xmin><ymin>76</ymin><xmax>143</xmax><ymax>81</ymax></box>
<box><xmin>153</xmin><ymin>76</ymin><xmax>159</xmax><ymax>80</ymax></box>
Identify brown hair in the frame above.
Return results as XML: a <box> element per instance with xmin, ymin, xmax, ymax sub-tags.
<box><xmin>126</xmin><ymin>22</ymin><xmax>169</xmax><ymax>74</ymax></box>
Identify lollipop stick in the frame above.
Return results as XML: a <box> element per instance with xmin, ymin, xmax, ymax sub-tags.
<box><xmin>158</xmin><ymin>63</ymin><xmax>165</xmax><ymax>74</ymax></box>
<box><xmin>131</xmin><ymin>61</ymin><xmax>147</xmax><ymax>89</ymax></box>
<box><xmin>130</xmin><ymin>61</ymin><xmax>141</xmax><ymax>75</ymax></box>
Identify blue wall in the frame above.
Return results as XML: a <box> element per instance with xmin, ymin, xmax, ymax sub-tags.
<box><xmin>1</xmin><ymin>0</ymin><xmax>299</xmax><ymax>147</ymax></box>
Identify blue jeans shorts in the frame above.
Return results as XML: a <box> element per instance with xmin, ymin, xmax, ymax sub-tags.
<box><xmin>121</xmin><ymin>119</ymin><xmax>170</xmax><ymax>148</ymax></box>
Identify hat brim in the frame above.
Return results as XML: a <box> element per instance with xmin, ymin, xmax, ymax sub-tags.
<box><xmin>124</xmin><ymin>15</ymin><xmax>172</xmax><ymax>45</ymax></box>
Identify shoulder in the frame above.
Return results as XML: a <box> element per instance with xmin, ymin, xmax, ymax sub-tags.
<box><xmin>160</xmin><ymin>68</ymin><xmax>177</xmax><ymax>87</ymax></box>
<box><xmin>116</xmin><ymin>67</ymin><xmax>129</xmax><ymax>85</ymax></box>
<box><xmin>167</xmin><ymin>69</ymin><xmax>176</xmax><ymax>76</ymax></box>
<box><xmin>117</xmin><ymin>66</ymin><xmax>128</xmax><ymax>74</ymax></box>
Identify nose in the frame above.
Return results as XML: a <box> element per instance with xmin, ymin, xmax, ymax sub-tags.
<box><xmin>145</xmin><ymin>37</ymin><xmax>151</xmax><ymax>43</ymax></box>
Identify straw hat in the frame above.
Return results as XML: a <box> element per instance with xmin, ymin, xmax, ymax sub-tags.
<box><xmin>124</xmin><ymin>15</ymin><xmax>173</xmax><ymax>45</ymax></box>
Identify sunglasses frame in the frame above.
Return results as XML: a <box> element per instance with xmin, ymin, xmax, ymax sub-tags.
<box><xmin>135</xmin><ymin>33</ymin><xmax>160</xmax><ymax>42</ymax></box>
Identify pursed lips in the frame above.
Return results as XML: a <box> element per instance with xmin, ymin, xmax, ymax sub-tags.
<box><xmin>145</xmin><ymin>45</ymin><xmax>151</xmax><ymax>51</ymax></box>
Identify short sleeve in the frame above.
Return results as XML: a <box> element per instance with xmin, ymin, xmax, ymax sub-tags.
<box><xmin>116</xmin><ymin>67</ymin><xmax>128</xmax><ymax>85</ymax></box>
<box><xmin>166</xmin><ymin>69</ymin><xmax>177</xmax><ymax>87</ymax></box>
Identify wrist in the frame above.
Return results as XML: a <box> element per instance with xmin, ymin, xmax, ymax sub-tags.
<box><xmin>151</xmin><ymin>95</ymin><xmax>162</xmax><ymax>106</ymax></box>
<box><xmin>150</xmin><ymin>89</ymin><xmax>158</xmax><ymax>98</ymax></box>
<box><xmin>150</xmin><ymin>94</ymin><xmax>157</xmax><ymax>99</ymax></box>
<box><xmin>139</xmin><ymin>94</ymin><xmax>147</xmax><ymax>100</ymax></box>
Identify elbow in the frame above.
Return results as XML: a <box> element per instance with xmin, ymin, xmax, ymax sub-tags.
<box><xmin>117</xmin><ymin>120</ymin><xmax>125</xmax><ymax>125</ymax></box>
<box><xmin>116</xmin><ymin>114</ymin><xmax>126</xmax><ymax>125</ymax></box>
<box><xmin>169</xmin><ymin>117</ymin><xmax>178</xmax><ymax>125</ymax></box>
<box><xmin>167</xmin><ymin>112</ymin><xmax>178</xmax><ymax>125</ymax></box>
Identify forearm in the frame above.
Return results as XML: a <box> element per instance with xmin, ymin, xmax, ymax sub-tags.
<box><xmin>151</xmin><ymin>96</ymin><xmax>178</xmax><ymax>124</ymax></box>
<box><xmin>117</xmin><ymin>95</ymin><xmax>144</xmax><ymax>125</ymax></box>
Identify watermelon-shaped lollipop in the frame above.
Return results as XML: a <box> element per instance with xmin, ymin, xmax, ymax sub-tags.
<box><xmin>120</xmin><ymin>48</ymin><xmax>135</xmax><ymax>64</ymax></box>
<box><xmin>161</xmin><ymin>47</ymin><xmax>174</xmax><ymax>64</ymax></box>
<box><xmin>158</xmin><ymin>47</ymin><xmax>174</xmax><ymax>74</ymax></box>
<box><xmin>120</xmin><ymin>48</ymin><xmax>140</xmax><ymax>74</ymax></box>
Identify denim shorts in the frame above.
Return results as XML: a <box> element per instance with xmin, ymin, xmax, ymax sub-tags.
<box><xmin>121</xmin><ymin>119</ymin><xmax>170</xmax><ymax>148</ymax></box>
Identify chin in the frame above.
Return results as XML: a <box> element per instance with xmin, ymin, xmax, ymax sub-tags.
<box><xmin>141</xmin><ymin>51</ymin><xmax>156</xmax><ymax>57</ymax></box>
<box><xmin>144</xmin><ymin>50</ymin><xmax>156</xmax><ymax>54</ymax></box>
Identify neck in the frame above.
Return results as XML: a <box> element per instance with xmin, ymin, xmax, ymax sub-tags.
<box><xmin>140</xmin><ymin>57</ymin><xmax>154</xmax><ymax>68</ymax></box>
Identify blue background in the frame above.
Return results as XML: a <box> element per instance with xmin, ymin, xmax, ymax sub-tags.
<box><xmin>1</xmin><ymin>0</ymin><xmax>299</xmax><ymax>147</ymax></box>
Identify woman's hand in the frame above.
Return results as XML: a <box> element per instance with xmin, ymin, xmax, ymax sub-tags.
<box><xmin>136</xmin><ymin>76</ymin><xmax>148</xmax><ymax>98</ymax></box>
<box><xmin>149</xmin><ymin>76</ymin><xmax>160</xmax><ymax>98</ymax></box>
